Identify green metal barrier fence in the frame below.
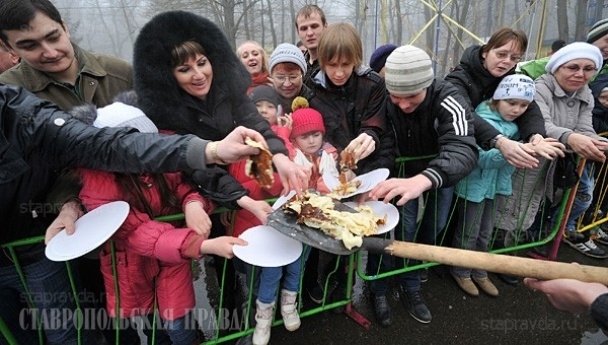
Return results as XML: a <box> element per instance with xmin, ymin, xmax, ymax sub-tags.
<box><xmin>1</xmin><ymin>153</ymin><xmax>589</xmax><ymax>344</ymax></box>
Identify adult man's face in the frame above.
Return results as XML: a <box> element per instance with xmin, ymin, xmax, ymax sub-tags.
<box><xmin>389</xmin><ymin>90</ymin><xmax>427</xmax><ymax>114</ymax></box>
<box><xmin>296</xmin><ymin>12</ymin><xmax>326</xmax><ymax>51</ymax></box>
<box><xmin>3</xmin><ymin>11</ymin><xmax>75</xmax><ymax>77</ymax></box>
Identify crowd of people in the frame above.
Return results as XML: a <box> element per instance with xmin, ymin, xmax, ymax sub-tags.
<box><xmin>2</xmin><ymin>0</ymin><xmax>608</xmax><ymax>344</ymax></box>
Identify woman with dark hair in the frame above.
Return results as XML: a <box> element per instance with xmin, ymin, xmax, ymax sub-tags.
<box><xmin>133</xmin><ymin>11</ymin><xmax>309</xmax><ymax>333</ymax></box>
<box><xmin>445</xmin><ymin>28</ymin><xmax>564</xmax><ymax>167</ymax></box>
<box><xmin>133</xmin><ymin>11</ymin><xmax>308</xmax><ymax>217</ymax></box>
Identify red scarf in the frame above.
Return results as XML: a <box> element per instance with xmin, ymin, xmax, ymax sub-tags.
<box><xmin>247</xmin><ymin>71</ymin><xmax>270</xmax><ymax>94</ymax></box>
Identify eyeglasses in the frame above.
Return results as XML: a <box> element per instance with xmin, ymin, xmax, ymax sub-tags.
<box><xmin>273</xmin><ymin>74</ymin><xmax>302</xmax><ymax>84</ymax></box>
<box><xmin>492</xmin><ymin>50</ymin><xmax>522</xmax><ymax>62</ymax></box>
<box><xmin>560</xmin><ymin>64</ymin><xmax>598</xmax><ymax>74</ymax></box>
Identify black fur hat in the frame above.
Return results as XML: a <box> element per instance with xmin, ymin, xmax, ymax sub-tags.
<box><xmin>133</xmin><ymin>11</ymin><xmax>250</xmax><ymax>132</ymax></box>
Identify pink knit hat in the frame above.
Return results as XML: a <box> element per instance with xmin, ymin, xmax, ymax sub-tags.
<box><xmin>290</xmin><ymin>108</ymin><xmax>325</xmax><ymax>140</ymax></box>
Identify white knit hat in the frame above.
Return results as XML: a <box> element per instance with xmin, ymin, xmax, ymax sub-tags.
<box><xmin>493</xmin><ymin>75</ymin><xmax>535</xmax><ymax>102</ymax></box>
<box><xmin>384</xmin><ymin>45</ymin><xmax>434</xmax><ymax>95</ymax></box>
<box><xmin>269</xmin><ymin>43</ymin><xmax>307</xmax><ymax>74</ymax></box>
<box><xmin>545</xmin><ymin>42</ymin><xmax>603</xmax><ymax>75</ymax></box>
<box><xmin>94</xmin><ymin>102</ymin><xmax>158</xmax><ymax>133</ymax></box>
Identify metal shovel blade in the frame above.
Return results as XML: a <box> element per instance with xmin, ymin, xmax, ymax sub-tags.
<box><xmin>266</xmin><ymin>207</ymin><xmax>356</xmax><ymax>256</ymax></box>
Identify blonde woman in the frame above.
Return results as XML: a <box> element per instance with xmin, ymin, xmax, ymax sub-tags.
<box><xmin>237</xmin><ymin>40</ymin><xmax>271</xmax><ymax>94</ymax></box>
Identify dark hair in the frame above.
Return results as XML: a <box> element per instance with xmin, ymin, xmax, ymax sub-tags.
<box><xmin>551</xmin><ymin>39</ymin><xmax>566</xmax><ymax>53</ymax></box>
<box><xmin>117</xmin><ymin>174</ymin><xmax>180</xmax><ymax>218</ymax></box>
<box><xmin>0</xmin><ymin>0</ymin><xmax>63</xmax><ymax>44</ymax></box>
<box><xmin>295</xmin><ymin>4</ymin><xmax>326</xmax><ymax>29</ymax></box>
<box><xmin>170</xmin><ymin>41</ymin><xmax>207</xmax><ymax>68</ymax></box>
<box><xmin>481</xmin><ymin>28</ymin><xmax>528</xmax><ymax>55</ymax></box>
<box><xmin>296</xmin><ymin>41</ymin><xmax>304</xmax><ymax>48</ymax></box>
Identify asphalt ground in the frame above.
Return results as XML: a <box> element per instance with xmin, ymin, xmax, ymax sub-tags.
<box><xmin>222</xmin><ymin>244</ymin><xmax>608</xmax><ymax>345</ymax></box>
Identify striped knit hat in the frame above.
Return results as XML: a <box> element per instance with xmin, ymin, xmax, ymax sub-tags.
<box><xmin>384</xmin><ymin>45</ymin><xmax>434</xmax><ymax>95</ymax></box>
<box><xmin>588</xmin><ymin>18</ymin><xmax>608</xmax><ymax>44</ymax></box>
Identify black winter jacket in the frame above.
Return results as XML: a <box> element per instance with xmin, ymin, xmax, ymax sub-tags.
<box><xmin>590</xmin><ymin>73</ymin><xmax>608</xmax><ymax>135</ymax></box>
<box><xmin>308</xmin><ymin>67</ymin><xmax>396</xmax><ymax>173</ymax></box>
<box><xmin>386</xmin><ymin>79</ymin><xmax>478</xmax><ymax>189</ymax></box>
<box><xmin>445</xmin><ymin>45</ymin><xmax>546</xmax><ymax>149</ymax></box>
<box><xmin>0</xmin><ymin>84</ymin><xmax>203</xmax><ymax>264</ymax></box>
<box><xmin>133</xmin><ymin>11</ymin><xmax>287</xmax><ymax>208</ymax></box>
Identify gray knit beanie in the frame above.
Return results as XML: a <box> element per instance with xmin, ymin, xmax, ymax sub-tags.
<box><xmin>588</xmin><ymin>18</ymin><xmax>608</xmax><ymax>44</ymax></box>
<box><xmin>269</xmin><ymin>43</ymin><xmax>307</xmax><ymax>74</ymax></box>
<box><xmin>384</xmin><ymin>45</ymin><xmax>434</xmax><ymax>95</ymax></box>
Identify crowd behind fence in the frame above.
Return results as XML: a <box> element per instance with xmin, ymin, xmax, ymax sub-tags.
<box><xmin>1</xmin><ymin>153</ymin><xmax>604</xmax><ymax>345</ymax></box>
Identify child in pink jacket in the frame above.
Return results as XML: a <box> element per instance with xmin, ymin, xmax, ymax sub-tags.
<box><xmin>76</xmin><ymin>101</ymin><xmax>244</xmax><ymax>345</ymax></box>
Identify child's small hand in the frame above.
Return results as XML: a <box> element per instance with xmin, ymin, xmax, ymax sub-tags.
<box><xmin>277</xmin><ymin>113</ymin><xmax>292</xmax><ymax>129</ymax></box>
<box><xmin>185</xmin><ymin>201</ymin><xmax>212</xmax><ymax>238</ymax></box>
<box><xmin>249</xmin><ymin>200</ymin><xmax>273</xmax><ymax>224</ymax></box>
<box><xmin>200</xmin><ymin>236</ymin><xmax>248</xmax><ymax>258</ymax></box>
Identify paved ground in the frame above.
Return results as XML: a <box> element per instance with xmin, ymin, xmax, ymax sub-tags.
<box><xmin>218</xmin><ymin>244</ymin><xmax>608</xmax><ymax>345</ymax></box>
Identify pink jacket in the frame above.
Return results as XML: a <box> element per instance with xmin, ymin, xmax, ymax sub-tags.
<box><xmin>79</xmin><ymin>169</ymin><xmax>213</xmax><ymax>319</ymax></box>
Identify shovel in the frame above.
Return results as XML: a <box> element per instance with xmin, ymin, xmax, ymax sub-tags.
<box><xmin>267</xmin><ymin>205</ymin><xmax>608</xmax><ymax>285</ymax></box>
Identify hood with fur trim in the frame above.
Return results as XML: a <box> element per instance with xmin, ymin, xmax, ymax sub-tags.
<box><xmin>133</xmin><ymin>11</ymin><xmax>251</xmax><ymax>132</ymax></box>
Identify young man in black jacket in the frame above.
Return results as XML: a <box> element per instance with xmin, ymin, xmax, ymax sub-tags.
<box><xmin>369</xmin><ymin>45</ymin><xmax>479</xmax><ymax>325</ymax></box>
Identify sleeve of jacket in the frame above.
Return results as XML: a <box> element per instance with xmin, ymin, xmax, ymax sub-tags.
<box><xmin>534</xmin><ymin>82</ymin><xmax>571</xmax><ymax>143</ymax></box>
<box><xmin>358</xmin><ymin>76</ymin><xmax>387</xmax><ymax>148</ymax></box>
<box><xmin>441</xmin><ymin>78</ymin><xmax>500</xmax><ymax>150</ymax></box>
<box><xmin>167</xmin><ymin>172</ymin><xmax>215</xmax><ymax>214</ymax></box>
<box><xmin>3</xmin><ymin>85</ymin><xmax>205</xmax><ymax>173</ymax></box>
<box><xmin>576</xmin><ymin>100</ymin><xmax>605</xmax><ymax>141</ymax></box>
<box><xmin>233</xmin><ymin>94</ymin><xmax>288</xmax><ymax>156</ymax></box>
<box><xmin>186</xmin><ymin>167</ymin><xmax>249</xmax><ymax>210</ymax></box>
<box><xmin>423</xmin><ymin>87</ymin><xmax>479</xmax><ymax>188</ymax></box>
<box><xmin>513</xmin><ymin>101</ymin><xmax>547</xmax><ymax>141</ymax></box>
<box><xmin>477</xmin><ymin>148</ymin><xmax>509</xmax><ymax>170</ymax></box>
<box><xmin>357</xmin><ymin>80</ymin><xmax>396</xmax><ymax>173</ymax></box>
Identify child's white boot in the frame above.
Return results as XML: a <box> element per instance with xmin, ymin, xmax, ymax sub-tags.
<box><xmin>252</xmin><ymin>300</ymin><xmax>274</xmax><ymax>345</ymax></box>
<box><xmin>280</xmin><ymin>289</ymin><xmax>301</xmax><ymax>331</ymax></box>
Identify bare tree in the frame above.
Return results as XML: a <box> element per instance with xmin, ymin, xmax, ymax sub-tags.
<box><xmin>556</xmin><ymin>0</ymin><xmax>568</xmax><ymax>41</ymax></box>
<box><xmin>574</xmin><ymin>0</ymin><xmax>590</xmax><ymax>41</ymax></box>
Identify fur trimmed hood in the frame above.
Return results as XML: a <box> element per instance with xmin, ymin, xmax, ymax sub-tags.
<box><xmin>133</xmin><ymin>11</ymin><xmax>251</xmax><ymax>132</ymax></box>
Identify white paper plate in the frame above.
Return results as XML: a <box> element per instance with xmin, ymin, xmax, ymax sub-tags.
<box><xmin>45</xmin><ymin>201</ymin><xmax>130</xmax><ymax>262</ymax></box>
<box><xmin>233</xmin><ymin>225</ymin><xmax>303</xmax><ymax>267</ymax></box>
<box><xmin>323</xmin><ymin>168</ymin><xmax>390</xmax><ymax>199</ymax></box>
<box><xmin>356</xmin><ymin>168</ymin><xmax>390</xmax><ymax>194</ymax></box>
<box><xmin>272</xmin><ymin>190</ymin><xmax>297</xmax><ymax>210</ymax></box>
<box><xmin>344</xmin><ymin>200</ymin><xmax>399</xmax><ymax>235</ymax></box>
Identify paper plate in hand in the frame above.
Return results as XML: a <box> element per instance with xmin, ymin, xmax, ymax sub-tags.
<box><xmin>344</xmin><ymin>200</ymin><xmax>399</xmax><ymax>235</ymax></box>
<box><xmin>324</xmin><ymin>168</ymin><xmax>390</xmax><ymax>199</ymax></box>
<box><xmin>355</xmin><ymin>168</ymin><xmax>390</xmax><ymax>193</ymax></box>
<box><xmin>233</xmin><ymin>225</ymin><xmax>303</xmax><ymax>267</ymax></box>
<box><xmin>45</xmin><ymin>201</ymin><xmax>130</xmax><ymax>262</ymax></box>
<box><xmin>272</xmin><ymin>190</ymin><xmax>297</xmax><ymax>210</ymax></box>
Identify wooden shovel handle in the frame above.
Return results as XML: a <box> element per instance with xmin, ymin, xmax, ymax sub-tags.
<box><xmin>386</xmin><ymin>241</ymin><xmax>608</xmax><ymax>285</ymax></box>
